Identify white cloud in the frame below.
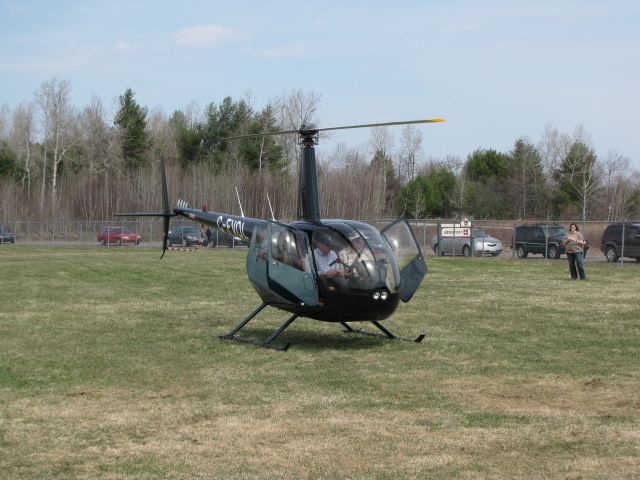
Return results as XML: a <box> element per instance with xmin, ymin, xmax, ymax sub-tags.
<box><xmin>173</xmin><ymin>25</ymin><xmax>246</xmax><ymax>48</ymax></box>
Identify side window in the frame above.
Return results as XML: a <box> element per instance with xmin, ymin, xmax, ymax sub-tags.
<box><xmin>534</xmin><ymin>227</ymin><xmax>543</xmax><ymax>240</ymax></box>
<box><xmin>608</xmin><ymin>225</ymin><xmax>621</xmax><ymax>240</ymax></box>
<box><xmin>271</xmin><ymin>228</ymin><xmax>307</xmax><ymax>272</ymax></box>
<box><xmin>253</xmin><ymin>226</ymin><xmax>268</xmax><ymax>260</ymax></box>
<box><xmin>629</xmin><ymin>226</ymin><xmax>640</xmax><ymax>238</ymax></box>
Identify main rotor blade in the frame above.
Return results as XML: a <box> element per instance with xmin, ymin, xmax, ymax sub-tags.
<box><xmin>316</xmin><ymin>118</ymin><xmax>445</xmax><ymax>133</ymax></box>
<box><xmin>220</xmin><ymin>129</ymin><xmax>300</xmax><ymax>141</ymax></box>
<box><xmin>220</xmin><ymin>118</ymin><xmax>445</xmax><ymax>141</ymax></box>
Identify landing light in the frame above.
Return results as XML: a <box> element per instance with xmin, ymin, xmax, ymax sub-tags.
<box><xmin>372</xmin><ymin>292</ymin><xmax>381</xmax><ymax>300</ymax></box>
<box><xmin>380</xmin><ymin>291</ymin><xmax>388</xmax><ymax>301</ymax></box>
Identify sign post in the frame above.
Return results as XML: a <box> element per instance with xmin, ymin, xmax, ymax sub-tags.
<box><xmin>439</xmin><ymin>219</ymin><xmax>473</xmax><ymax>256</ymax></box>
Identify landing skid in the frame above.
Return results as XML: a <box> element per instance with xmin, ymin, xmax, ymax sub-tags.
<box><xmin>340</xmin><ymin>321</ymin><xmax>425</xmax><ymax>343</ymax></box>
<box><xmin>219</xmin><ymin>303</ymin><xmax>425</xmax><ymax>350</ymax></box>
<box><xmin>219</xmin><ymin>334</ymin><xmax>291</xmax><ymax>351</ymax></box>
<box><xmin>218</xmin><ymin>303</ymin><xmax>295</xmax><ymax>351</ymax></box>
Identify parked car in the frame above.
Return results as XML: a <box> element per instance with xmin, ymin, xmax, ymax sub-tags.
<box><xmin>167</xmin><ymin>226</ymin><xmax>207</xmax><ymax>247</ymax></box>
<box><xmin>431</xmin><ymin>228</ymin><xmax>503</xmax><ymax>257</ymax></box>
<box><xmin>0</xmin><ymin>226</ymin><xmax>15</xmax><ymax>244</ymax></box>
<box><xmin>600</xmin><ymin>222</ymin><xmax>640</xmax><ymax>262</ymax></box>
<box><xmin>513</xmin><ymin>224</ymin><xmax>588</xmax><ymax>259</ymax></box>
<box><xmin>209</xmin><ymin>231</ymin><xmax>247</xmax><ymax>248</ymax></box>
<box><xmin>97</xmin><ymin>226</ymin><xmax>142</xmax><ymax>246</ymax></box>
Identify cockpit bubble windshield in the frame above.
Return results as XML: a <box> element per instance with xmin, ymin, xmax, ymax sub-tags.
<box><xmin>311</xmin><ymin>223</ymin><xmax>400</xmax><ymax>293</ymax></box>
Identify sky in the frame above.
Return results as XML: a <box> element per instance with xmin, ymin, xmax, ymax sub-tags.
<box><xmin>1</xmin><ymin>0</ymin><xmax>639</xmax><ymax>168</ymax></box>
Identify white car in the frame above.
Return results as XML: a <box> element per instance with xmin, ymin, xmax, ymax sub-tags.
<box><xmin>431</xmin><ymin>229</ymin><xmax>503</xmax><ymax>257</ymax></box>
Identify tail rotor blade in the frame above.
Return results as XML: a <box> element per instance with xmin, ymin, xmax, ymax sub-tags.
<box><xmin>116</xmin><ymin>158</ymin><xmax>175</xmax><ymax>259</ymax></box>
<box><xmin>160</xmin><ymin>215</ymin><xmax>170</xmax><ymax>259</ymax></box>
<box><xmin>160</xmin><ymin>158</ymin><xmax>171</xmax><ymax>259</ymax></box>
<box><xmin>161</xmin><ymin>158</ymin><xmax>171</xmax><ymax>215</ymax></box>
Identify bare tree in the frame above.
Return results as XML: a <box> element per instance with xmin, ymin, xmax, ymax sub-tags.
<box><xmin>397</xmin><ymin>125</ymin><xmax>423</xmax><ymax>185</ymax></box>
<box><xmin>367</xmin><ymin>127</ymin><xmax>396</xmax><ymax>216</ymax></box>
<box><xmin>556</xmin><ymin>127</ymin><xmax>601</xmax><ymax>222</ymax></box>
<box><xmin>369</xmin><ymin>126</ymin><xmax>394</xmax><ymax>156</ymax></box>
<box><xmin>538</xmin><ymin>124</ymin><xmax>571</xmax><ymax>219</ymax></box>
<box><xmin>35</xmin><ymin>79</ymin><xmax>76</xmax><ymax>211</ymax></box>
<box><xmin>147</xmin><ymin>108</ymin><xmax>178</xmax><ymax>160</ymax></box>
<box><xmin>573</xmin><ymin>127</ymin><xmax>601</xmax><ymax>222</ymax></box>
<box><xmin>0</xmin><ymin>104</ymin><xmax>10</xmax><ymax>141</ymax></box>
<box><xmin>9</xmin><ymin>103</ymin><xmax>36</xmax><ymax>195</ymax></box>
<box><xmin>272</xmin><ymin>89</ymin><xmax>322</xmax><ymax>173</ymax></box>
<box><xmin>79</xmin><ymin>96</ymin><xmax>111</xmax><ymax>174</ymax></box>
<box><xmin>602</xmin><ymin>150</ymin><xmax>632</xmax><ymax>220</ymax></box>
<box><xmin>445</xmin><ymin>155</ymin><xmax>467</xmax><ymax>217</ymax></box>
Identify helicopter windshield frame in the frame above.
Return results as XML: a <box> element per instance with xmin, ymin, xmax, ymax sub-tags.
<box><xmin>311</xmin><ymin>223</ymin><xmax>400</xmax><ymax>294</ymax></box>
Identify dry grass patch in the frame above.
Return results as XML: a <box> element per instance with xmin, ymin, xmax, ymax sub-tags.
<box><xmin>1</xmin><ymin>247</ymin><xmax>639</xmax><ymax>479</ymax></box>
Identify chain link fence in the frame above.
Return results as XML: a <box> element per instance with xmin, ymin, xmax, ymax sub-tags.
<box><xmin>0</xmin><ymin>219</ymin><xmax>244</xmax><ymax>248</ymax></box>
<box><xmin>1</xmin><ymin>218</ymin><xmax>638</xmax><ymax>265</ymax></box>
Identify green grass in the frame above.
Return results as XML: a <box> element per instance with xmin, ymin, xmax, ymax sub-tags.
<box><xmin>1</xmin><ymin>246</ymin><xmax>639</xmax><ymax>479</ymax></box>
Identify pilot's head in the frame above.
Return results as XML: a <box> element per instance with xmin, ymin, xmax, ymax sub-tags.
<box><xmin>318</xmin><ymin>234</ymin><xmax>334</xmax><ymax>254</ymax></box>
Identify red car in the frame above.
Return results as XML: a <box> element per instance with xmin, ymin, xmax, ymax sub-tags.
<box><xmin>97</xmin><ymin>226</ymin><xmax>142</xmax><ymax>246</ymax></box>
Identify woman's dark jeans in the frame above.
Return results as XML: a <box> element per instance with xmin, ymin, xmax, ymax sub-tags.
<box><xmin>567</xmin><ymin>252</ymin><xmax>586</xmax><ymax>280</ymax></box>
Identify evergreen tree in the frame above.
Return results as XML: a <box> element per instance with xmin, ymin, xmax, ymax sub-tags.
<box><xmin>464</xmin><ymin>148</ymin><xmax>511</xmax><ymax>218</ymax></box>
<box><xmin>238</xmin><ymin>105</ymin><xmax>284</xmax><ymax>172</ymax></box>
<box><xmin>200</xmin><ymin>96</ymin><xmax>254</xmax><ymax>168</ymax></box>
<box><xmin>169</xmin><ymin>110</ymin><xmax>202</xmax><ymax>167</ymax></box>
<box><xmin>554</xmin><ymin>140</ymin><xmax>599</xmax><ymax>219</ymax></box>
<box><xmin>626</xmin><ymin>185</ymin><xmax>640</xmax><ymax>217</ymax></box>
<box><xmin>398</xmin><ymin>166</ymin><xmax>455</xmax><ymax>218</ymax></box>
<box><xmin>465</xmin><ymin>148</ymin><xmax>509</xmax><ymax>181</ymax></box>
<box><xmin>507</xmin><ymin>138</ymin><xmax>546</xmax><ymax>218</ymax></box>
<box><xmin>0</xmin><ymin>142</ymin><xmax>18</xmax><ymax>178</ymax></box>
<box><xmin>114</xmin><ymin>88</ymin><xmax>148</xmax><ymax>169</ymax></box>
<box><xmin>370</xmin><ymin>149</ymin><xmax>399</xmax><ymax>215</ymax></box>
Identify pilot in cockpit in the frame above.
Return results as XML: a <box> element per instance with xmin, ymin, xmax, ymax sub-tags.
<box><xmin>313</xmin><ymin>234</ymin><xmax>349</xmax><ymax>278</ymax></box>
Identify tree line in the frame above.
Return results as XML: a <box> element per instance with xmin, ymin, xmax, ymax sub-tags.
<box><xmin>1</xmin><ymin>78</ymin><xmax>639</xmax><ymax>223</ymax></box>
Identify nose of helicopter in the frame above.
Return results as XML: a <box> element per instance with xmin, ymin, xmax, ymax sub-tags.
<box><xmin>311</xmin><ymin>287</ymin><xmax>400</xmax><ymax>322</ymax></box>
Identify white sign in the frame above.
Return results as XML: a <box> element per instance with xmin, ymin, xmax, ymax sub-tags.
<box><xmin>441</xmin><ymin>226</ymin><xmax>471</xmax><ymax>238</ymax></box>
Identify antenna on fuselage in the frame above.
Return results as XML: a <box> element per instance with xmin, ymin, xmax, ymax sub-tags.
<box><xmin>235</xmin><ymin>187</ymin><xmax>245</xmax><ymax>218</ymax></box>
<box><xmin>266</xmin><ymin>192</ymin><xmax>276</xmax><ymax>221</ymax></box>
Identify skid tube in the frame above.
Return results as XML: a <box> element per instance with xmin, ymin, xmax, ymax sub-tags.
<box><xmin>218</xmin><ymin>302</ymin><xmax>296</xmax><ymax>351</ymax></box>
<box><xmin>340</xmin><ymin>321</ymin><xmax>425</xmax><ymax>343</ymax></box>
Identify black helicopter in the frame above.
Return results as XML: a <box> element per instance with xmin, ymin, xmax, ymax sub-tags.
<box><xmin>119</xmin><ymin>118</ymin><xmax>444</xmax><ymax>350</ymax></box>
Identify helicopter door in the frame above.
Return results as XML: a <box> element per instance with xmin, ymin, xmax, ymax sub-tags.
<box><xmin>266</xmin><ymin>222</ymin><xmax>319</xmax><ymax>307</ymax></box>
<box><xmin>246</xmin><ymin>225</ymin><xmax>270</xmax><ymax>292</ymax></box>
<box><xmin>381</xmin><ymin>218</ymin><xmax>428</xmax><ymax>302</ymax></box>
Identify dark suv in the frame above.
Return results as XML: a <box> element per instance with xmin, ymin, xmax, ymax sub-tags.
<box><xmin>600</xmin><ymin>222</ymin><xmax>640</xmax><ymax>262</ymax></box>
<box><xmin>167</xmin><ymin>226</ymin><xmax>207</xmax><ymax>247</ymax></box>
<box><xmin>0</xmin><ymin>226</ymin><xmax>16</xmax><ymax>244</ymax></box>
<box><xmin>513</xmin><ymin>224</ymin><xmax>588</xmax><ymax>259</ymax></box>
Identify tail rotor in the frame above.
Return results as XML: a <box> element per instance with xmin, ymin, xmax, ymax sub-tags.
<box><xmin>116</xmin><ymin>157</ymin><xmax>176</xmax><ymax>258</ymax></box>
<box><xmin>159</xmin><ymin>159</ymin><xmax>172</xmax><ymax>258</ymax></box>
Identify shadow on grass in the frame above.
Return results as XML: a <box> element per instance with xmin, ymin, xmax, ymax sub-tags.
<box><xmin>217</xmin><ymin>324</ymin><xmax>421</xmax><ymax>352</ymax></box>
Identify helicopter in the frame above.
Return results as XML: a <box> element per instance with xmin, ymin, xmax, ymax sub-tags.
<box><xmin>119</xmin><ymin>118</ymin><xmax>445</xmax><ymax>350</ymax></box>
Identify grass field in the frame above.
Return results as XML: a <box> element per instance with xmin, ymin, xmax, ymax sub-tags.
<box><xmin>1</xmin><ymin>246</ymin><xmax>639</xmax><ymax>479</ymax></box>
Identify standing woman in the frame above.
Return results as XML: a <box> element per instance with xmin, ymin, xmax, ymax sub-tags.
<box><xmin>563</xmin><ymin>223</ymin><xmax>587</xmax><ymax>280</ymax></box>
